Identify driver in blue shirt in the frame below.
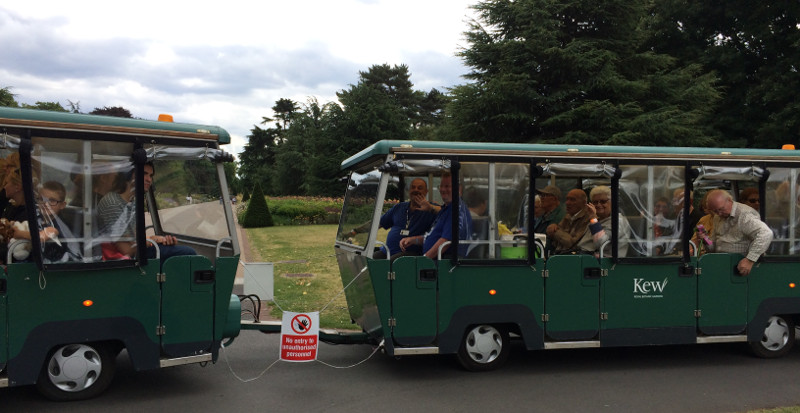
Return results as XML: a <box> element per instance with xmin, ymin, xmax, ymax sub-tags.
<box><xmin>374</xmin><ymin>177</ymin><xmax>436</xmax><ymax>259</ymax></box>
<box><xmin>401</xmin><ymin>172</ymin><xmax>473</xmax><ymax>259</ymax></box>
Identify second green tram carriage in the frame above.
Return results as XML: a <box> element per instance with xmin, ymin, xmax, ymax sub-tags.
<box><xmin>336</xmin><ymin>140</ymin><xmax>800</xmax><ymax>370</ymax></box>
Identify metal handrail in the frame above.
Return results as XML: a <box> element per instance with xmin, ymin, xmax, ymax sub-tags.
<box><xmin>7</xmin><ymin>239</ymin><xmax>30</xmax><ymax>263</ymax></box>
<box><xmin>599</xmin><ymin>240</ymin><xmax>611</xmax><ymax>259</ymax></box>
<box><xmin>216</xmin><ymin>237</ymin><xmax>232</xmax><ymax>258</ymax></box>
<box><xmin>437</xmin><ymin>241</ymin><xmax>452</xmax><ymax>260</ymax></box>
<box><xmin>146</xmin><ymin>238</ymin><xmax>160</xmax><ymax>260</ymax></box>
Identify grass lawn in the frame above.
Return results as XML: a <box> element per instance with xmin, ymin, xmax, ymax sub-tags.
<box><xmin>245</xmin><ymin>224</ymin><xmax>359</xmax><ymax>330</ymax></box>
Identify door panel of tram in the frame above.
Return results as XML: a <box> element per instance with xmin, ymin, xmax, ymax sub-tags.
<box><xmin>390</xmin><ymin>256</ymin><xmax>437</xmax><ymax>346</ymax></box>
<box><xmin>545</xmin><ymin>255</ymin><xmax>600</xmax><ymax>340</ymax></box>
<box><xmin>161</xmin><ymin>255</ymin><xmax>216</xmax><ymax>357</ymax></box>
<box><xmin>0</xmin><ymin>270</ymin><xmax>6</xmax><ymax>371</ymax></box>
<box><xmin>602</xmin><ymin>260</ymin><xmax>697</xmax><ymax>345</ymax></box>
<box><xmin>697</xmin><ymin>253</ymin><xmax>747</xmax><ymax>334</ymax></box>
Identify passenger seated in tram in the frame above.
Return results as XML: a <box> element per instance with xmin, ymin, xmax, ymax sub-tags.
<box><xmin>672</xmin><ymin>188</ymin><xmax>704</xmax><ymax>236</ymax></box>
<box><xmin>464</xmin><ymin>186</ymin><xmax>487</xmax><ymax>219</ymax></box>
<box><xmin>98</xmin><ymin>162</ymin><xmax>196</xmax><ymax>263</ymax></box>
<box><xmin>575</xmin><ymin>186</ymin><xmax>631</xmax><ymax>257</ymax></box>
<box><xmin>546</xmin><ymin>188</ymin><xmax>591</xmax><ymax>254</ymax></box>
<box><xmin>370</xmin><ymin>177</ymin><xmax>436</xmax><ymax>260</ymax></box>
<box><xmin>400</xmin><ymin>171</ymin><xmax>472</xmax><ymax>259</ymax></box>
<box><xmin>690</xmin><ymin>192</ymin><xmax>715</xmax><ymax>256</ymax></box>
<box><xmin>0</xmin><ymin>167</ymin><xmax>30</xmax><ymax>262</ymax></box>
<box><xmin>739</xmin><ymin>187</ymin><xmax>760</xmax><ymax>211</ymax></box>
<box><xmin>13</xmin><ymin>181</ymin><xmax>80</xmax><ymax>263</ymax></box>
<box><xmin>533</xmin><ymin>185</ymin><xmax>565</xmax><ymax>234</ymax></box>
<box><xmin>0</xmin><ymin>152</ymin><xmax>20</xmax><ymax>215</ymax></box>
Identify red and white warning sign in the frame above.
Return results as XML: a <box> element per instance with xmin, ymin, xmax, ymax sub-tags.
<box><xmin>280</xmin><ymin>311</ymin><xmax>319</xmax><ymax>362</ymax></box>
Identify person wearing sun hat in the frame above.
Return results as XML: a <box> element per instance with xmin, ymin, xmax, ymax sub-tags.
<box><xmin>533</xmin><ymin>185</ymin><xmax>565</xmax><ymax>234</ymax></box>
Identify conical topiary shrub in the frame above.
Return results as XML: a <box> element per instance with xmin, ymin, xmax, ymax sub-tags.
<box><xmin>240</xmin><ymin>182</ymin><xmax>273</xmax><ymax>228</ymax></box>
<box><xmin>242</xmin><ymin>190</ymin><xmax>250</xmax><ymax>202</ymax></box>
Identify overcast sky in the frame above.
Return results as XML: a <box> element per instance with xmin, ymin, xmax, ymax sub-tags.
<box><xmin>0</xmin><ymin>1</ymin><xmax>478</xmax><ymax>154</ymax></box>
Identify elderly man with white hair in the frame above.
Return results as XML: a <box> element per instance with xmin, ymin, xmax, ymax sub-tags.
<box><xmin>705</xmin><ymin>189</ymin><xmax>773</xmax><ymax>276</ymax></box>
<box><xmin>576</xmin><ymin>185</ymin><xmax>631</xmax><ymax>257</ymax></box>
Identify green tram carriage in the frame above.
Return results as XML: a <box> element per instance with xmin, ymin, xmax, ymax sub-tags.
<box><xmin>336</xmin><ymin>140</ymin><xmax>800</xmax><ymax>371</ymax></box>
<box><xmin>0</xmin><ymin>107</ymin><xmax>242</xmax><ymax>400</ymax></box>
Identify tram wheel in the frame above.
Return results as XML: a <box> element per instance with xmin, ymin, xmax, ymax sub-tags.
<box><xmin>749</xmin><ymin>315</ymin><xmax>795</xmax><ymax>358</ymax></box>
<box><xmin>456</xmin><ymin>324</ymin><xmax>510</xmax><ymax>372</ymax></box>
<box><xmin>36</xmin><ymin>343</ymin><xmax>116</xmax><ymax>401</ymax></box>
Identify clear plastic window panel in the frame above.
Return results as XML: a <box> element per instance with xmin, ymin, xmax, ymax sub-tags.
<box><xmin>461</xmin><ymin>162</ymin><xmax>529</xmax><ymax>259</ymax></box>
<box><xmin>618</xmin><ymin>165</ymin><xmax>686</xmax><ymax>258</ymax></box>
<box><xmin>153</xmin><ymin>157</ymin><xmax>230</xmax><ymax>241</ymax></box>
<box><xmin>765</xmin><ymin>167</ymin><xmax>800</xmax><ymax>256</ymax></box>
<box><xmin>337</xmin><ymin>170</ymin><xmax>383</xmax><ymax>248</ymax></box>
<box><xmin>31</xmin><ymin>137</ymin><xmax>135</xmax><ymax>263</ymax></box>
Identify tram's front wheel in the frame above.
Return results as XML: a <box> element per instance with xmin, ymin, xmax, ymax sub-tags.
<box><xmin>749</xmin><ymin>315</ymin><xmax>795</xmax><ymax>358</ymax></box>
<box><xmin>36</xmin><ymin>343</ymin><xmax>116</xmax><ymax>401</ymax></box>
<box><xmin>456</xmin><ymin>324</ymin><xmax>510</xmax><ymax>372</ymax></box>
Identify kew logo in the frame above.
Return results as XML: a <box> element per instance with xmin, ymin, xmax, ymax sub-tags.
<box><xmin>633</xmin><ymin>277</ymin><xmax>669</xmax><ymax>294</ymax></box>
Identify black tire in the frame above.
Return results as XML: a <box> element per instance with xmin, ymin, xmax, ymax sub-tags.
<box><xmin>36</xmin><ymin>343</ymin><xmax>116</xmax><ymax>401</ymax></box>
<box><xmin>749</xmin><ymin>315</ymin><xmax>796</xmax><ymax>358</ymax></box>
<box><xmin>456</xmin><ymin>324</ymin><xmax>510</xmax><ymax>372</ymax></box>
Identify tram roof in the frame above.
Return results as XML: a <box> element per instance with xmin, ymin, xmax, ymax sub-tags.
<box><xmin>0</xmin><ymin>106</ymin><xmax>231</xmax><ymax>144</ymax></box>
<box><xmin>341</xmin><ymin>139</ymin><xmax>799</xmax><ymax>171</ymax></box>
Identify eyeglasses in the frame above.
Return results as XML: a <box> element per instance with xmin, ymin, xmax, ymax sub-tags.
<box><xmin>39</xmin><ymin>197</ymin><xmax>64</xmax><ymax>207</ymax></box>
<box><xmin>591</xmin><ymin>199</ymin><xmax>610</xmax><ymax>205</ymax></box>
<box><xmin>747</xmin><ymin>198</ymin><xmax>760</xmax><ymax>203</ymax></box>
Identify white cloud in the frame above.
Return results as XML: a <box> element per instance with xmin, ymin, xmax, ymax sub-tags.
<box><xmin>0</xmin><ymin>1</ymin><xmax>477</xmax><ymax>156</ymax></box>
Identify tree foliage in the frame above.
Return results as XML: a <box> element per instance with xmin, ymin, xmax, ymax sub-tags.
<box><xmin>240</xmin><ymin>182</ymin><xmax>274</xmax><ymax>228</ymax></box>
<box><xmin>0</xmin><ymin>87</ymin><xmax>18</xmax><ymax>107</ymax></box>
<box><xmin>448</xmin><ymin>0</ymin><xmax>721</xmax><ymax>146</ymax></box>
<box><xmin>21</xmin><ymin>101</ymin><xmax>68</xmax><ymax>112</ymax></box>
<box><xmin>90</xmin><ymin>106</ymin><xmax>133</xmax><ymax>118</ymax></box>
<box><xmin>647</xmin><ymin>0</ymin><xmax>800</xmax><ymax>148</ymax></box>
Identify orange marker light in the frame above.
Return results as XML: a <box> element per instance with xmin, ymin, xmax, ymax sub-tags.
<box><xmin>790</xmin><ymin>283</ymin><xmax>796</xmax><ymax>289</ymax></box>
<box><xmin>782</xmin><ymin>144</ymin><xmax>796</xmax><ymax>150</ymax></box>
<box><xmin>489</xmin><ymin>289</ymin><xmax>497</xmax><ymax>296</ymax></box>
<box><xmin>83</xmin><ymin>300</ymin><xmax>94</xmax><ymax>307</ymax></box>
<box><xmin>157</xmin><ymin>114</ymin><xmax>174</xmax><ymax>122</ymax></box>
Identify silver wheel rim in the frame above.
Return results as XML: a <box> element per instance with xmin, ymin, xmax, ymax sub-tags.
<box><xmin>46</xmin><ymin>344</ymin><xmax>103</xmax><ymax>392</ymax></box>
<box><xmin>761</xmin><ymin>316</ymin><xmax>790</xmax><ymax>352</ymax></box>
<box><xmin>465</xmin><ymin>325</ymin><xmax>503</xmax><ymax>364</ymax></box>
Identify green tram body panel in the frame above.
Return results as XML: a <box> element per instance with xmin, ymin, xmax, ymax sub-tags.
<box><xmin>0</xmin><ymin>107</ymin><xmax>242</xmax><ymax>390</ymax></box>
<box><xmin>0</xmin><ymin>271</ymin><xmax>7</xmax><ymax>368</ymax></box>
<box><xmin>698</xmin><ymin>254</ymin><xmax>748</xmax><ymax>334</ymax></box>
<box><xmin>336</xmin><ymin>139</ymin><xmax>800</xmax><ymax>359</ymax></box>
<box><xmin>347</xmin><ymin>254</ymin><xmax>800</xmax><ymax>356</ymax></box>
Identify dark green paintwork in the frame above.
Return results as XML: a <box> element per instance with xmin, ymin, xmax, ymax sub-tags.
<box><xmin>698</xmin><ymin>254</ymin><xmax>748</xmax><ymax>334</ymax></box>
<box><xmin>0</xmin><ymin>271</ymin><xmax>6</xmax><ymax>366</ymax></box>
<box><xmin>215</xmin><ymin>257</ymin><xmax>240</xmax><ymax>342</ymax></box>
<box><xmin>545</xmin><ymin>255</ymin><xmax>601</xmax><ymax>340</ymax></box>
<box><xmin>6</xmin><ymin>262</ymin><xmax>161</xmax><ymax>362</ymax></box>
<box><xmin>747</xmin><ymin>260</ymin><xmax>800</xmax><ymax>323</ymax></box>
<box><xmin>161</xmin><ymin>255</ymin><xmax>215</xmax><ymax>357</ymax></box>
<box><xmin>437</xmin><ymin>260</ymin><xmax>544</xmax><ymax>340</ymax></box>
<box><xmin>0</xmin><ymin>106</ymin><xmax>231</xmax><ymax>144</ymax></box>
<box><xmin>391</xmin><ymin>256</ymin><xmax>437</xmax><ymax>345</ymax></box>
<box><xmin>603</xmin><ymin>260</ymin><xmax>697</xmax><ymax>331</ymax></box>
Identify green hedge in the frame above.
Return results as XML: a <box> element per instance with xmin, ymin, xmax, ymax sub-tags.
<box><xmin>239</xmin><ymin>196</ymin><xmax>342</xmax><ymax>225</ymax></box>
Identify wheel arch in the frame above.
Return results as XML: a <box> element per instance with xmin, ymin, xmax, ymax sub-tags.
<box><xmin>8</xmin><ymin>317</ymin><xmax>159</xmax><ymax>386</ymax></box>
<box><xmin>747</xmin><ymin>297</ymin><xmax>800</xmax><ymax>343</ymax></box>
<box><xmin>438</xmin><ymin>304</ymin><xmax>543</xmax><ymax>354</ymax></box>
